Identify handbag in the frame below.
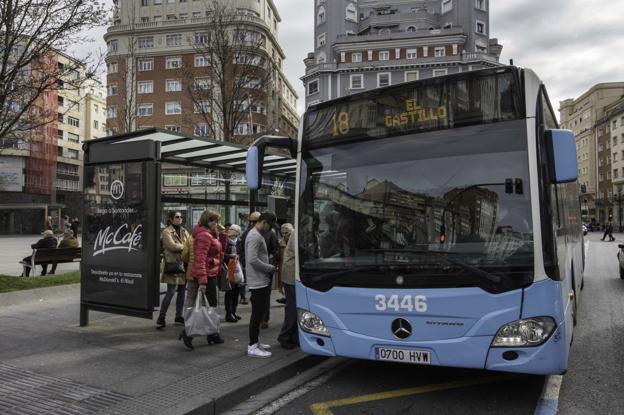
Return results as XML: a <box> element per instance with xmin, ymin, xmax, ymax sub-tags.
<box><xmin>164</xmin><ymin>260</ymin><xmax>185</xmax><ymax>274</ymax></box>
<box><xmin>234</xmin><ymin>261</ymin><xmax>245</xmax><ymax>285</ymax></box>
<box><xmin>227</xmin><ymin>258</ymin><xmax>237</xmax><ymax>284</ymax></box>
<box><xmin>184</xmin><ymin>293</ymin><xmax>220</xmax><ymax>337</ymax></box>
<box><xmin>218</xmin><ymin>263</ymin><xmax>231</xmax><ymax>291</ymax></box>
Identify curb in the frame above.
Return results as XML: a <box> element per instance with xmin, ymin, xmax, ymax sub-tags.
<box><xmin>176</xmin><ymin>354</ymin><xmax>327</xmax><ymax>415</ymax></box>
<box><xmin>534</xmin><ymin>375</ymin><xmax>562</xmax><ymax>415</ymax></box>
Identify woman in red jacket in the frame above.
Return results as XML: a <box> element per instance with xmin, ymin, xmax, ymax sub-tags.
<box><xmin>179</xmin><ymin>209</ymin><xmax>228</xmax><ymax>349</ymax></box>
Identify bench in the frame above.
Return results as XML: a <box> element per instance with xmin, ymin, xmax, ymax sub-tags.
<box><xmin>20</xmin><ymin>247</ymin><xmax>82</xmax><ymax>276</ymax></box>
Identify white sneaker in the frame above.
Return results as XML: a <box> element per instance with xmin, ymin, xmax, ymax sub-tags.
<box><xmin>259</xmin><ymin>343</ymin><xmax>271</xmax><ymax>350</ymax></box>
<box><xmin>248</xmin><ymin>343</ymin><xmax>272</xmax><ymax>358</ymax></box>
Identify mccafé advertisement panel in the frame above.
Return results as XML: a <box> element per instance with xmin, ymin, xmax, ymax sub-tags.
<box><xmin>81</xmin><ymin>161</ymin><xmax>160</xmax><ymax>311</ymax></box>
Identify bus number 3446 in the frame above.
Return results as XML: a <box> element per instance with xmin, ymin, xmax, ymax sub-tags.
<box><xmin>375</xmin><ymin>295</ymin><xmax>428</xmax><ymax>312</ymax></box>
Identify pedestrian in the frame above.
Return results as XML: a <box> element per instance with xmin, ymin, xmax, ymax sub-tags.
<box><xmin>260</xmin><ymin>219</ymin><xmax>279</xmax><ymax>329</ymax></box>
<box><xmin>276</xmin><ymin>223</ymin><xmax>294</xmax><ymax>305</ymax></box>
<box><xmin>608</xmin><ymin>221</ymin><xmax>615</xmax><ymax>241</ymax></box>
<box><xmin>20</xmin><ymin>230</ymin><xmax>58</xmax><ymax>277</ymax></box>
<box><xmin>237</xmin><ymin>212</ymin><xmax>261</xmax><ymax>305</ymax></box>
<box><xmin>156</xmin><ymin>211</ymin><xmax>190</xmax><ymax>330</ymax></box>
<box><xmin>277</xmin><ymin>227</ymin><xmax>299</xmax><ymax>349</ymax></box>
<box><xmin>62</xmin><ymin>215</ymin><xmax>71</xmax><ymax>234</ymax></box>
<box><xmin>48</xmin><ymin>230</ymin><xmax>79</xmax><ymax>275</ymax></box>
<box><xmin>245</xmin><ymin>211</ymin><xmax>277</xmax><ymax>358</ymax></box>
<box><xmin>224</xmin><ymin>224</ymin><xmax>243</xmax><ymax>323</ymax></box>
<box><xmin>44</xmin><ymin>215</ymin><xmax>53</xmax><ymax>232</ymax></box>
<box><xmin>70</xmin><ymin>217</ymin><xmax>79</xmax><ymax>238</ymax></box>
<box><xmin>178</xmin><ymin>209</ymin><xmax>228</xmax><ymax>349</ymax></box>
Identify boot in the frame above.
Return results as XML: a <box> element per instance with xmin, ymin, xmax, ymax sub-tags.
<box><xmin>156</xmin><ymin>317</ymin><xmax>165</xmax><ymax>329</ymax></box>
<box><xmin>178</xmin><ymin>330</ymin><xmax>194</xmax><ymax>350</ymax></box>
<box><xmin>225</xmin><ymin>314</ymin><xmax>238</xmax><ymax>323</ymax></box>
<box><xmin>207</xmin><ymin>333</ymin><xmax>224</xmax><ymax>345</ymax></box>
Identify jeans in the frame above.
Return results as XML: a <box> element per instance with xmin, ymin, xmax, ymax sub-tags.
<box><xmin>249</xmin><ymin>286</ymin><xmax>270</xmax><ymax>345</ymax></box>
<box><xmin>159</xmin><ymin>283</ymin><xmax>186</xmax><ymax>319</ymax></box>
<box><xmin>239</xmin><ymin>285</ymin><xmax>246</xmax><ymax>300</ymax></box>
<box><xmin>277</xmin><ymin>283</ymin><xmax>298</xmax><ymax>345</ymax></box>
<box><xmin>224</xmin><ymin>284</ymin><xmax>240</xmax><ymax>316</ymax></box>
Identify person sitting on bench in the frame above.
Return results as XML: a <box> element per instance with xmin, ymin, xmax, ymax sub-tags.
<box><xmin>21</xmin><ymin>230</ymin><xmax>58</xmax><ymax>277</ymax></box>
<box><xmin>48</xmin><ymin>230</ymin><xmax>79</xmax><ymax>275</ymax></box>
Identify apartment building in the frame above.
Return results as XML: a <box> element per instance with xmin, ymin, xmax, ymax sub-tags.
<box><xmin>303</xmin><ymin>0</ymin><xmax>503</xmax><ymax>107</ymax></box>
<box><xmin>104</xmin><ymin>0</ymin><xmax>299</xmax><ymax>143</ymax></box>
<box><xmin>604</xmin><ymin>97</ymin><xmax>624</xmax><ymax>228</ymax></box>
<box><xmin>559</xmin><ymin>83</ymin><xmax>624</xmax><ymax>225</ymax></box>
<box><xmin>0</xmin><ymin>52</ymin><xmax>107</xmax><ymax>234</ymax></box>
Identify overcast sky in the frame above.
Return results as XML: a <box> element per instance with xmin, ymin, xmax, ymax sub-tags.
<box><xmin>82</xmin><ymin>0</ymin><xmax>624</xmax><ymax>117</ymax></box>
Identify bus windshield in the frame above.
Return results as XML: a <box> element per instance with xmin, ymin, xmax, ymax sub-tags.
<box><xmin>298</xmin><ymin>119</ymin><xmax>534</xmax><ymax>293</ymax></box>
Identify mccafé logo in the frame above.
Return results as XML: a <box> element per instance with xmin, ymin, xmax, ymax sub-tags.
<box><xmin>111</xmin><ymin>180</ymin><xmax>124</xmax><ymax>200</ymax></box>
<box><xmin>93</xmin><ymin>224</ymin><xmax>142</xmax><ymax>256</ymax></box>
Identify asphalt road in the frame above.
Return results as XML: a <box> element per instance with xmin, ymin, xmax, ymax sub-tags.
<box><xmin>258</xmin><ymin>233</ymin><xmax>624</xmax><ymax>415</ymax></box>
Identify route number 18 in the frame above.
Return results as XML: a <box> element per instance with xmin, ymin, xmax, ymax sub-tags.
<box><xmin>332</xmin><ymin>111</ymin><xmax>350</xmax><ymax>136</ymax></box>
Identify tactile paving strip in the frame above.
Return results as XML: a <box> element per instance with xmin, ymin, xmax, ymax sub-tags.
<box><xmin>0</xmin><ymin>362</ymin><xmax>131</xmax><ymax>415</ymax></box>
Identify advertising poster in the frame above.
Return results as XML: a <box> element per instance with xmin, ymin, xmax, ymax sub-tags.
<box><xmin>81</xmin><ymin>161</ymin><xmax>158</xmax><ymax>311</ymax></box>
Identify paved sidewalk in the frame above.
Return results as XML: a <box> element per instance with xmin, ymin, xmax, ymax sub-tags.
<box><xmin>0</xmin><ymin>284</ymin><xmax>325</xmax><ymax>415</ymax></box>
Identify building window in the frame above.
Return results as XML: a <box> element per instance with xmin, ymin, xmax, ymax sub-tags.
<box><xmin>138</xmin><ymin>36</ymin><xmax>154</xmax><ymax>48</ymax></box>
<box><xmin>107</xmin><ymin>62</ymin><xmax>118</xmax><ymax>73</ymax></box>
<box><xmin>107</xmin><ymin>40</ymin><xmax>118</xmax><ymax>53</ymax></box>
<box><xmin>475</xmin><ymin>0</ymin><xmax>486</xmax><ymax>11</ymax></box>
<box><xmin>194</xmin><ymin>54</ymin><xmax>210</xmax><ymax>67</ymax></box>
<box><xmin>165</xmin><ymin>101</ymin><xmax>182</xmax><ymax>114</ymax></box>
<box><xmin>165</xmin><ymin>79</ymin><xmax>182</xmax><ymax>92</ymax></box>
<box><xmin>352</xmin><ymin>52</ymin><xmax>362</xmax><ymax>63</ymax></box>
<box><xmin>67</xmin><ymin>132</ymin><xmax>80</xmax><ymax>142</ymax></box>
<box><xmin>615</xmin><ymin>169</ymin><xmax>619</xmax><ymax>179</ymax></box>
<box><xmin>194</xmin><ymin>101</ymin><xmax>210</xmax><ymax>113</ymax></box>
<box><xmin>67</xmin><ymin>116</ymin><xmax>80</xmax><ymax>127</ymax></box>
<box><xmin>317</xmin><ymin>6</ymin><xmax>326</xmax><ymax>24</ymax></box>
<box><xmin>307</xmin><ymin>79</ymin><xmax>319</xmax><ymax>95</ymax></box>
<box><xmin>442</xmin><ymin>0</ymin><xmax>453</xmax><ymax>13</ymax></box>
<box><xmin>141</xmin><ymin>0</ymin><xmax>149</xmax><ymax>6</ymax></box>
<box><xmin>346</xmin><ymin>3</ymin><xmax>357</xmax><ymax>22</ymax></box>
<box><xmin>166</xmin><ymin>56</ymin><xmax>182</xmax><ymax>69</ymax></box>
<box><xmin>433</xmin><ymin>68</ymin><xmax>448</xmax><ymax>77</ymax></box>
<box><xmin>405</xmin><ymin>71</ymin><xmax>419</xmax><ymax>82</ymax></box>
<box><xmin>166</xmin><ymin>14</ymin><xmax>177</xmax><ymax>20</ymax></box>
<box><xmin>434</xmin><ymin>47</ymin><xmax>446</xmax><ymax>57</ymax></box>
<box><xmin>93</xmin><ymin>120</ymin><xmax>99</xmax><ymax>129</ymax></box>
<box><xmin>107</xmin><ymin>106</ymin><xmax>118</xmax><ymax>118</ymax></box>
<box><xmin>317</xmin><ymin>33</ymin><xmax>326</xmax><ymax>48</ymax></box>
<box><xmin>614</xmin><ymin>136</ymin><xmax>618</xmax><ymax>146</ymax></box>
<box><xmin>162</xmin><ymin>174</ymin><xmax>187</xmax><ymax>187</ymax></box>
<box><xmin>377</xmin><ymin>73</ymin><xmax>390</xmax><ymax>87</ymax></box>
<box><xmin>476</xmin><ymin>20</ymin><xmax>486</xmax><ymax>35</ymax></box>
<box><xmin>165</xmin><ymin>125</ymin><xmax>181</xmax><ymax>133</ymax></box>
<box><xmin>195</xmin><ymin>124</ymin><xmax>210</xmax><ymax>137</ymax></box>
<box><xmin>406</xmin><ymin>49</ymin><xmax>417</xmax><ymax>59</ymax></box>
<box><xmin>166</xmin><ymin>34</ymin><xmax>182</xmax><ymax>46</ymax></box>
<box><xmin>138</xmin><ymin>58</ymin><xmax>153</xmax><ymax>71</ymax></box>
<box><xmin>350</xmin><ymin>74</ymin><xmax>363</xmax><ymax>89</ymax></box>
<box><xmin>379</xmin><ymin>51</ymin><xmax>390</xmax><ymax>61</ymax></box>
<box><xmin>317</xmin><ymin>52</ymin><xmax>327</xmax><ymax>64</ymax></box>
<box><xmin>195</xmin><ymin>32</ymin><xmax>209</xmax><ymax>44</ymax></box>
<box><xmin>138</xmin><ymin>80</ymin><xmax>153</xmax><ymax>94</ymax></box>
<box><xmin>107</xmin><ymin>83</ymin><xmax>118</xmax><ymax>95</ymax></box>
<box><xmin>194</xmin><ymin>77</ymin><xmax>210</xmax><ymax>90</ymax></box>
<box><xmin>138</xmin><ymin>104</ymin><xmax>153</xmax><ymax>117</ymax></box>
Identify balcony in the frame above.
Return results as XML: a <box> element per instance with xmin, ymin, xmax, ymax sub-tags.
<box><xmin>335</xmin><ymin>26</ymin><xmax>465</xmax><ymax>44</ymax></box>
<box><xmin>106</xmin><ymin>15</ymin><xmax>269</xmax><ymax>34</ymax></box>
<box><xmin>305</xmin><ymin>52</ymin><xmax>499</xmax><ymax>76</ymax></box>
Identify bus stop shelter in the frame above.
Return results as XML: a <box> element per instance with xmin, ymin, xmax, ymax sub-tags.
<box><xmin>79</xmin><ymin>128</ymin><xmax>295</xmax><ymax>325</ymax></box>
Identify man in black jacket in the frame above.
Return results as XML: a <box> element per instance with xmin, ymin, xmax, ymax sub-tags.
<box><xmin>21</xmin><ymin>230</ymin><xmax>58</xmax><ymax>276</ymax></box>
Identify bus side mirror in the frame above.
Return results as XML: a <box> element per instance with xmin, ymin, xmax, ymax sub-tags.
<box><xmin>246</xmin><ymin>146</ymin><xmax>263</xmax><ymax>190</ymax></box>
<box><xmin>546</xmin><ymin>129</ymin><xmax>577</xmax><ymax>184</ymax></box>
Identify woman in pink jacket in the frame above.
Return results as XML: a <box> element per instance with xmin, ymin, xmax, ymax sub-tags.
<box><xmin>179</xmin><ymin>209</ymin><xmax>228</xmax><ymax>349</ymax></box>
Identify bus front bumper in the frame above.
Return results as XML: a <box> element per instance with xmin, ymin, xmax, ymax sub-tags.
<box><xmin>298</xmin><ymin>322</ymin><xmax>568</xmax><ymax>375</ymax></box>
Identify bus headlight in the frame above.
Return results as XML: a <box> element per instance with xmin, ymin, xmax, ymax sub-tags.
<box><xmin>298</xmin><ymin>309</ymin><xmax>330</xmax><ymax>337</ymax></box>
<box><xmin>491</xmin><ymin>317</ymin><xmax>556</xmax><ymax>347</ymax></box>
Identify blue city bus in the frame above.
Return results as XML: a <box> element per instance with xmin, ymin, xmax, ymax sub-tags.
<box><xmin>247</xmin><ymin>67</ymin><xmax>583</xmax><ymax>375</ymax></box>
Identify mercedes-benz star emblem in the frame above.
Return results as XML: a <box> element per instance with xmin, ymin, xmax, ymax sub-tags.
<box><xmin>391</xmin><ymin>318</ymin><xmax>412</xmax><ymax>340</ymax></box>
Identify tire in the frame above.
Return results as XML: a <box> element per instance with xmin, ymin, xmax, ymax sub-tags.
<box><xmin>620</xmin><ymin>266</ymin><xmax>624</xmax><ymax>280</ymax></box>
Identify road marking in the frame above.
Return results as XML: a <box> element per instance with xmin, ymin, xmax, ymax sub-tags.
<box><xmin>533</xmin><ymin>375</ymin><xmax>562</xmax><ymax>415</ymax></box>
<box><xmin>309</xmin><ymin>375</ymin><xmax>520</xmax><ymax>415</ymax></box>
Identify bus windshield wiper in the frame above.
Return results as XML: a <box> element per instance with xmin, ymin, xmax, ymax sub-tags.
<box><xmin>364</xmin><ymin>249</ymin><xmax>501</xmax><ymax>284</ymax></box>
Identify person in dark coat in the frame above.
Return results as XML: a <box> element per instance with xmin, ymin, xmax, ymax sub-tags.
<box><xmin>21</xmin><ymin>230</ymin><xmax>58</xmax><ymax>276</ymax></box>
<box><xmin>223</xmin><ymin>224</ymin><xmax>243</xmax><ymax>323</ymax></box>
<box><xmin>70</xmin><ymin>217</ymin><xmax>79</xmax><ymax>238</ymax></box>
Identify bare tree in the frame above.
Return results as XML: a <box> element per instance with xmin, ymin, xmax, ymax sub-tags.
<box><xmin>0</xmin><ymin>0</ymin><xmax>108</xmax><ymax>139</ymax></box>
<box><xmin>183</xmin><ymin>0</ymin><xmax>275</xmax><ymax>145</ymax></box>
